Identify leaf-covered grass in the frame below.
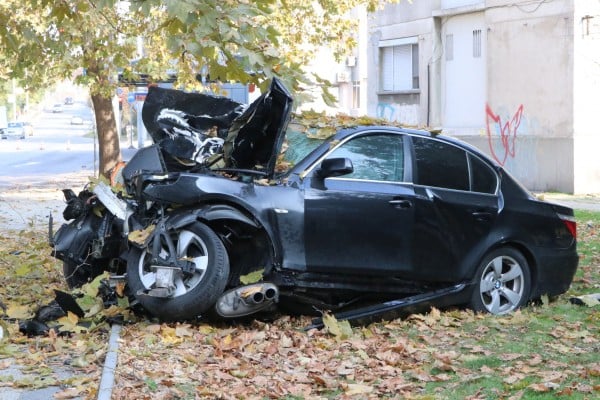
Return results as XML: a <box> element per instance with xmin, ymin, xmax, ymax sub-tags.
<box><xmin>110</xmin><ymin>210</ymin><xmax>600</xmax><ymax>399</ymax></box>
<box><xmin>0</xmin><ymin>211</ymin><xmax>598</xmax><ymax>399</ymax></box>
<box><xmin>0</xmin><ymin>230</ymin><xmax>107</xmax><ymax>398</ymax></box>
<box><xmin>573</xmin><ymin>210</ymin><xmax>600</xmax><ymax>296</ymax></box>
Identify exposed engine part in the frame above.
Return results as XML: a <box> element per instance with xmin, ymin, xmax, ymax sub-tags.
<box><xmin>142</xmin><ymin>266</ymin><xmax>181</xmax><ymax>298</ymax></box>
<box><xmin>214</xmin><ymin>282</ymin><xmax>279</xmax><ymax>318</ymax></box>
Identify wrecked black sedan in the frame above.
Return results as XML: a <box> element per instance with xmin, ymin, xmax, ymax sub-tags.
<box><xmin>50</xmin><ymin>78</ymin><xmax>578</xmax><ymax>324</ymax></box>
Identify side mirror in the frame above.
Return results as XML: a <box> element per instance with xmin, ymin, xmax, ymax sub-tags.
<box><xmin>316</xmin><ymin>157</ymin><xmax>353</xmax><ymax>178</ymax></box>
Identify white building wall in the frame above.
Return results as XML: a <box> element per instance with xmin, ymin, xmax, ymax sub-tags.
<box><xmin>364</xmin><ymin>0</ymin><xmax>599</xmax><ymax>193</ymax></box>
<box><xmin>483</xmin><ymin>1</ymin><xmax>576</xmax><ymax>192</ymax></box>
<box><xmin>573</xmin><ymin>0</ymin><xmax>600</xmax><ymax>193</ymax></box>
<box><xmin>298</xmin><ymin>7</ymin><xmax>368</xmax><ymax>117</ymax></box>
<box><xmin>442</xmin><ymin>12</ymin><xmax>486</xmax><ymax>133</ymax></box>
<box><xmin>442</xmin><ymin>0</ymin><xmax>482</xmax><ymax>8</ymax></box>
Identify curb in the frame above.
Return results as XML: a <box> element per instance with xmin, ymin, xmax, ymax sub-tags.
<box><xmin>97</xmin><ymin>324</ymin><xmax>122</xmax><ymax>400</ymax></box>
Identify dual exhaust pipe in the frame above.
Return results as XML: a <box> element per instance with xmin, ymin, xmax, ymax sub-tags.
<box><xmin>214</xmin><ymin>282</ymin><xmax>279</xmax><ymax>318</ymax></box>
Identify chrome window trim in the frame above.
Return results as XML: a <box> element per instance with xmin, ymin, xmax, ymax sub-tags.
<box><xmin>302</xmin><ymin>129</ymin><xmax>500</xmax><ymax>195</ymax></box>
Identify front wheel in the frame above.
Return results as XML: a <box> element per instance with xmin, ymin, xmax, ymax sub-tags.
<box><xmin>469</xmin><ymin>248</ymin><xmax>531</xmax><ymax>315</ymax></box>
<box><xmin>126</xmin><ymin>222</ymin><xmax>229</xmax><ymax>321</ymax></box>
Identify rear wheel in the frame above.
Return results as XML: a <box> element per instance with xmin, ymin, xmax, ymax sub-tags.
<box><xmin>126</xmin><ymin>222</ymin><xmax>229</xmax><ymax>321</ymax></box>
<box><xmin>470</xmin><ymin>248</ymin><xmax>531</xmax><ymax>315</ymax></box>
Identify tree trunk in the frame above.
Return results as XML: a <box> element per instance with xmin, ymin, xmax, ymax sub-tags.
<box><xmin>91</xmin><ymin>93</ymin><xmax>122</xmax><ymax>178</ymax></box>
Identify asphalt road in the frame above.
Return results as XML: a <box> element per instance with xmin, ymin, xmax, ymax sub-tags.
<box><xmin>0</xmin><ymin>101</ymin><xmax>141</xmax><ymax>231</ymax></box>
<box><xmin>0</xmin><ymin>101</ymin><xmax>97</xmax><ymax>189</ymax></box>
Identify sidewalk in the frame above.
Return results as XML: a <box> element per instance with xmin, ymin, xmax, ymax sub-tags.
<box><xmin>540</xmin><ymin>192</ymin><xmax>600</xmax><ymax>212</ymax></box>
<box><xmin>0</xmin><ymin>145</ymin><xmax>140</xmax><ymax>232</ymax></box>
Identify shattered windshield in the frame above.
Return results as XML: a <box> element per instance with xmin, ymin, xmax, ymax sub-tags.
<box><xmin>282</xmin><ymin>127</ymin><xmax>326</xmax><ymax>167</ymax></box>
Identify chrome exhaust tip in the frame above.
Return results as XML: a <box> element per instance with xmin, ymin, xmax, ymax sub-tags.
<box><xmin>214</xmin><ymin>282</ymin><xmax>279</xmax><ymax>318</ymax></box>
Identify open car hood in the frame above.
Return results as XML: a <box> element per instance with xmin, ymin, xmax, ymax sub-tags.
<box><xmin>142</xmin><ymin>78</ymin><xmax>293</xmax><ymax>178</ymax></box>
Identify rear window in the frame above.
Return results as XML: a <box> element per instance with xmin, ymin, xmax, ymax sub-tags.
<box><xmin>8</xmin><ymin>122</ymin><xmax>23</xmax><ymax>128</ymax></box>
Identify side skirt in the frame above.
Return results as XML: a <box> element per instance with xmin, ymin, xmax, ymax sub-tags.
<box><xmin>306</xmin><ymin>283</ymin><xmax>469</xmax><ymax>329</ymax></box>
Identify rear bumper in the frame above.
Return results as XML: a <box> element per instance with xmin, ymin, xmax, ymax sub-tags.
<box><xmin>531</xmin><ymin>248</ymin><xmax>579</xmax><ymax>298</ymax></box>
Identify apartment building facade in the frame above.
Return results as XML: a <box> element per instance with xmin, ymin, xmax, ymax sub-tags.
<box><xmin>351</xmin><ymin>0</ymin><xmax>599</xmax><ymax>194</ymax></box>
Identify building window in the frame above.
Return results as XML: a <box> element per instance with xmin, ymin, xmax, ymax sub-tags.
<box><xmin>473</xmin><ymin>29</ymin><xmax>482</xmax><ymax>58</ymax></box>
<box><xmin>380</xmin><ymin>42</ymin><xmax>419</xmax><ymax>91</ymax></box>
<box><xmin>445</xmin><ymin>34</ymin><xmax>454</xmax><ymax>61</ymax></box>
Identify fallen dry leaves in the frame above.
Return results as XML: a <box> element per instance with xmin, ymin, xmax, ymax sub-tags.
<box><xmin>110</xmin><ymin>305</ymin><xmax>600</xmax><ymax>400</ymax></box>
<box><xmin>112</xmin><ymin>316</ymin><xmax>430</xmax><ymax>399</ymax></box>
<box><xmin>0</xmin><ymin>213</ymin><xmax>599</xmax><ymax>399</ymax></box>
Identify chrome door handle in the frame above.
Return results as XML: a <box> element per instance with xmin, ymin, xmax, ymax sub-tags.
<box><xmin>389</xmin><ymin>199</ymin><xmax>412</xmax><ymax>209</ymax></box>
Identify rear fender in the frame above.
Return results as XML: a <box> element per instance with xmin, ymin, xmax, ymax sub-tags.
<box><xmin>459</xmin><ymin>237</ymin><xmax>536</xmax><ymax>287</ymax></box>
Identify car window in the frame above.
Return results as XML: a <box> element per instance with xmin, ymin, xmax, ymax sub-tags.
<box><xmin>469</xmin><ymin>153</ymin><xmax>497</xmax><ymax>194</ymax></box>
<box><xmin>412</xmin><ymin>136</ymin><xmax>469</xmax><ymax>191</ymax></box>
<box><xmin>326</xmin><ymin>133</ymin><xmax>404</xmax><ymax>182</ymax></box>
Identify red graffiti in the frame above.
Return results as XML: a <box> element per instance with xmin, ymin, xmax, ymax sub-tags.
<box><xmin>485</xmin><ymin>104</ymin><xmax>524</xmax><ymax>166</ymax></box>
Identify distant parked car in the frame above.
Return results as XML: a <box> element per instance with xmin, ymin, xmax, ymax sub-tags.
<box><xmin>64</xmin><ymin>97</ymin><xmax>74</xmax><ymax>105</ymax></box>
<box><xmin>70</xmin><ymin>116</ymin><xmax>84</xmax><ymax>125</ymax></box>
<box><xmin>1</xmin><ymin>122</ymin><xmax>26</xmax><ymax>139</ymax></box>
<box><xmin>52</xmin><ymin>103</ymin><xmax>63</xmax><ymax>113</ymax></box>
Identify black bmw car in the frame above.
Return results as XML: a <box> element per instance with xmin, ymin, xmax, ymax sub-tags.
<box><xmin>53</xmin><ymin>79</ymin><xmax>579</xmax><ymax>323</ymax></box>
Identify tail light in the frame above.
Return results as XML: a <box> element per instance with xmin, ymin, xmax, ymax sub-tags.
<box><xmin>558</xmin><ymin>213</ymin><xmax>577</xmax><ymax>239</ymax></box>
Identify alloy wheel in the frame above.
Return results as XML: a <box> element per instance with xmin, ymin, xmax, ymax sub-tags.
<box><xmin>137</xmin><ymin>229</ymin><xmax>209</xmax><ymax>297</ymax></box>
<box><xmin>478</xmin><ymin>255</ymin><xmax>526</xmax><ymax>314</ymax></box>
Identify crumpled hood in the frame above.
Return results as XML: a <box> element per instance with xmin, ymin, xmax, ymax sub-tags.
<box><xmin>141</xmin><ymin>78</ymin><xmax>293</xmax><ymax>177</ymax></box>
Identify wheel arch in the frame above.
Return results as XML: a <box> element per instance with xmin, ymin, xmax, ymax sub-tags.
<box><xmin>166</xmin><ymin>203</ymin><xmax>280</xmax><ymax>287</ymax></box>
<box><xmin>475</xmin><ymin>240</ymin><xmax>538</xmax><ymax>297</ymax></box>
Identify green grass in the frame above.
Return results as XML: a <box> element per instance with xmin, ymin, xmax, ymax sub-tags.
<box><xmin>416</xmin><ymin>210</ymin><xmax>600</xmax><ymax>399</ymax></box>
<box><xmin>572</xmin><ymin>210</ymin><xmax>600</xmax><ymax>296</ymax></box>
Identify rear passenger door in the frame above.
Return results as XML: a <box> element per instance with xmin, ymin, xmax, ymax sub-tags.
<box><xmin>409</xmin><ymin>136</ymin><xmax>500</xmax><ymax>282</ymax></box>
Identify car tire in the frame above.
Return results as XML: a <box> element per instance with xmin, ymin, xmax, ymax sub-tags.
<box><xmin>469</xmin><ymin>247</ymin><xmax>531</xmax><ymax>315</ymax></box>
<box><xmin>63</xmin><ymin>258</ymin><xmax>106</xmax><ymax>289</ymax></box>
<box><xmin>126</xmin><ymin>222</ymin><xmax>229</xmax><ymax>321</ymax></box>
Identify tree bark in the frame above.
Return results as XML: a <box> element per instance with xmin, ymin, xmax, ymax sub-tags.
<box><xmin>91</xmin><ymin>93</ymin><xmax>122</xmax><ymax>178</ymax></box>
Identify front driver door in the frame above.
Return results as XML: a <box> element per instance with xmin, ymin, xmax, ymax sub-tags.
<box><xmin>303</xmin><ymin>131</ymin><xmax>416</xmax><ymax>275</ymax></box>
